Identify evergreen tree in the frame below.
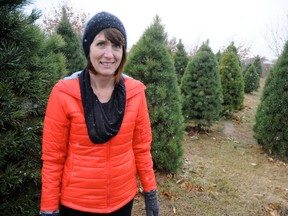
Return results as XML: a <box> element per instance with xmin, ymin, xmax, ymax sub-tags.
<box><xmin>56</xmin><ymin>6</ymin><xmax>86</xmax><ymax>73</ymax></box>
<box><xmin>253</xmin><ymin>55</ymin><xmax>263</xmax><ymax>77</ymax></box>
<box><xmin>173</xmin><ymin>39</ymin><xmax>189</xmax><ymax>84</ymax></box>
<box><xmin>216</xmin><ymin>50</ymin><xmax>222</xmax><ymax>63</ymax></box>
<box><xmin>0</xmin><ymin>1</ymin><xmax>66</xmax><ymax>214</ymax></box>
<box><xmin>243</xmin><ymin>63</ymin><xmax>260</xmax><ymax>93</ymax></box>
<box><xmin>124</xmin><ymin>15</ymin><xmax>184</xmax><ymax>172</ymax></box>
<box><xmin>180</xmin><ymin>41</ymin><xmax>223</xmax><ymax>128</ymax></box>
<box><xmin>227</xmin><ymin>41</ymin><xmax>242</xmax><ymax>68</ymax></box>
<box><xmin>219</xmin><ymin>48</ymin><xmax>244</xmax><ymax>113</ymax></box>
<box><xmin>253</xmin><ymin>41</ymin><xmax>288</xmax><ymax>157</ymax></box>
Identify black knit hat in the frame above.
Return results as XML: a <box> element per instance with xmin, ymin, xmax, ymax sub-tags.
<box><xmin>82</xmin><ymin>11</ymin><xmax>127</xmax><ymax>58</ymax></box>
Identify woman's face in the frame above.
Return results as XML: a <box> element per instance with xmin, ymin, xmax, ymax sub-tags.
<box><xmin>89</xmin><ymin>30</ymin><xmax>123</xmax><ymax>77</ymax></box>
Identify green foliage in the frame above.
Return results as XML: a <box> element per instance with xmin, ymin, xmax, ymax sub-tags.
<box><xmin>253</xmin><ymin>55</ymin><xmax>263</xmax><ymax>77</ymax></box>
<box><xmin>216</xmin><ymin>50</ymin><xmax>222</xmax><ymax>63</ymax></box>
<box><xmin>0</xmin><ymin>1</ymin><xmax>67</xmax><ymax>214</ymax></box>
<box><xmin>243</xmin><ymin>64</ymin><xmax>260</xmax><ymax>93</ymax></box>
<box><xmin>56</xmin><ymin>7</ymin><xmax>86</xmax><ymax>73</ymax></box>
<box><xmin>180</xmin><ymin>42</ymin><xmax>223</xmax><ymax>127</ymax></box>
<box><xmin>124</xmin><ymin>15</ymin><xmax>184</xmax><ymax>172</ymax></box>
<box><xmin>253</xmin><ymin>41</ymin><xmax>288</xmax><ymax>157</ymax></box>
<box><xmin>173</xmin><ymin>39</ymin><xmax>189</xmax><ymax>84</ymax></box>
<box><xmin>226</xmin><ymin>42</ymin><xmax>242</xmax><ymax>68</ymax></box>
<box><xmin>140</xmin><ymin>15</ymin><xmax>168</xmax><ymax>45</ymax></box>
<box><xmin>219</xmin><ymin>48</ymin><xmax>244</xmax><ymax>113</ymax></box>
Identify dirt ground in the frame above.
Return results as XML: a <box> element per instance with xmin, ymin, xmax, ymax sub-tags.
<box><xmin>132</xmin><ymin>78</ymin><xmax>288</xmax><ymax>216</ymax></box>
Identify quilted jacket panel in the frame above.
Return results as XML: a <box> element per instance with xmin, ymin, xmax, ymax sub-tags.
<box><xmin>40</xmin><ymin>77</ymin><xmax>156</xmax><ymax>213</ymax></box>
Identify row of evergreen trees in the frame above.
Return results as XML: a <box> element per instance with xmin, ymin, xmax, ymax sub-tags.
<box><xmin>1</xmin><ymin>0</ymin><xmax>287</xmax><ymax>215</ymax></box>
<box><xmin>174</xmin><ymin>34</ymin><xmax>288</xmax><ymax>162</ymax></box>
<box><xmin>178</xmin><ymin>41</ymin><xmax>263</xmax><ymax>126</ymax></box>
<box><xmin>254</xmin><ymin>42</ymin><xmax>288</xmax><ymax>159</ymax></box>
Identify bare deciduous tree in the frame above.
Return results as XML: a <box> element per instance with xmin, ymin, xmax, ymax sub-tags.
<box><xmin>167</xmin><ymin>36</ymin><xmax>177</xmax><ymax>53</ymax></box>
<box><xmin>265</xmin><ymin>11</ymin><xmax>288</xmax><ymax>58</ymax></box>
<box><xmin>41</xmin><ymin>0</ymin><xmax>89</xmax><ymax>36</ymax></box>
<box><xmin>219</xmin><ymin>40</ymin><xmax>252</xmax><ymax>61</ymax></box>
<box><xmin>236</xmin><ymin>42</ymin><xmax>252</xmax><ymax>60</ymax></box>
<box><xmin>188</xmin><ymin>36</ymin><xmax>203</xmax><ymax>58</ymax></box>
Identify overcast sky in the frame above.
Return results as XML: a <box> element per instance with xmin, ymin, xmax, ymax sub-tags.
<box><xmin>25</xmin><ymin>0</ymin><xmax>288</xmax><ymax>60</ymax></box>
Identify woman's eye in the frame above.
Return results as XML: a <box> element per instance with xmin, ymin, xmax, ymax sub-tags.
<box><xmin>97</xmin><ymin>42</ymin><xmax>105</xmax><ymax>47</ymax></box>
<box><xmin>113</xmin><ymin>44</ymin><xmax>121</xmax><ymax>49</ymax></box>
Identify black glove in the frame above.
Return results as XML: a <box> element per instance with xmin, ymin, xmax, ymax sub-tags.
<box><xmin>39</xmin><ymin>210</ymin><xmax>60</xmax><ymax>216</ymax></box>
<box><xmin>144</xmin><ymin>190</ymin><xmax>159</xmax><ymax>216</ymax></box>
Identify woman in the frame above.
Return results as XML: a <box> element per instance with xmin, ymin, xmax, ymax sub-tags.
<box><xmin>39</xmin><ymin>11</ymin><xmax>159</xmax><ymax>216</ymax></box>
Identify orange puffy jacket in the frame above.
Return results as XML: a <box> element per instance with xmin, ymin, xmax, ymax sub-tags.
<box><xmin>40</xmin><ymin>75</ymin><xmax>156</xmax><ymax>213</ymax></box>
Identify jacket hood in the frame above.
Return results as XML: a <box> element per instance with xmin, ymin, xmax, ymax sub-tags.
<box><xmin>55</xmin><ymin>72</ymin><xmax>146</xmax><ymax>100</ymax></box>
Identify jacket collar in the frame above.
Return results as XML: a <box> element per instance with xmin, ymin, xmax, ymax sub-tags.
<box><xmin>56</xmin><ymin>72</ymin><xmax>146</xmax><ymax>100</ymax></box>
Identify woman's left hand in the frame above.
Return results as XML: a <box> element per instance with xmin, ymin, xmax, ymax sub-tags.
<box><xmin>144</xmin><ymin>190</ymin><xmax>159</xmax><ymax>216</ymax></box>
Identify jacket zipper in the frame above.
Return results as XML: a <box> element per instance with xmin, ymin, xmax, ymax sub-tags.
<box><xmin>106</xmin><ymin>141</ymin><xmax>111</xmax><ymax>212</ymax></box>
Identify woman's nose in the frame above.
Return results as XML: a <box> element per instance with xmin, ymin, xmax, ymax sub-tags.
<box><xmin>104</xmin><ymin>45</ymin><xmax>114</xmax><ymax>57</ymax></box>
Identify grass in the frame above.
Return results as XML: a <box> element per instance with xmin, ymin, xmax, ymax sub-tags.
<box><xmin>132</xmin><ymin>78</ymin><xmax>288</xmax><ymax>216</ymax></box>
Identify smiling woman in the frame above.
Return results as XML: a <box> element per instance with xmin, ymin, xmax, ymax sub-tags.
<box><xmin>88</xmin><ymin>30</ymin><xmax>124</xmax><ymax>82</ymax></box>
<box><xmin>39</xmin><ymin>11</ymin><xmax>159</xmax><ymax>216</ymax></box>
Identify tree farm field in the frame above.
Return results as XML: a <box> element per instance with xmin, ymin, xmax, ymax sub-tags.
<box><xmin>132</xmin><ymin>78</ymin><xmax>288</xmax><ymax>216</ymax></box>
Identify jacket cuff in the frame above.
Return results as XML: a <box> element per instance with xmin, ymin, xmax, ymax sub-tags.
<box><xmin>39</xmin><ymin>209</ymin><xmax>59</xmax><ymax>215</ymax></box>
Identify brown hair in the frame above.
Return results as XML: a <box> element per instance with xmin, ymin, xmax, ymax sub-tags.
<box><xmin>87</xmin><ymin>28</ymin><xmax>127</xmax><ymax>83</ymax></box>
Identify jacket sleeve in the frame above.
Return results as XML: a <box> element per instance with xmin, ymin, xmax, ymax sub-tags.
<box><xmin>40</xmin><ymin>84</ymin><xmax>70</xmax><ymax>211</ymax></box>
<box><xmin>132</xmin><ymin>91</ymin><xmax>157</xmax><ymax>192</ymax></box>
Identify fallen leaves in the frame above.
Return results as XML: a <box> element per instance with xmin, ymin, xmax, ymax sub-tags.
<box><xmin>245</xmin><ymin>105</ymin><xmax>253</xmax><ymax>110</ymax></box>
<box><xmin>161</xmin><ymin>191</ymin><xmax>176</xmax><ymax>200</ymax></box>
<box><xmin>160</xmin><ymin>180</ymin><xmax>205</xmax><ymax>200</ymax></box>
<box><xmin>251</xmin><ymin>163</ymin><xmax>257</xmax><ymax>167</ymax></box>
<box><xmin>264</xmin><ymin>203</ymin><xmax>279</xmax><ymax>216</ymax></box>
<box><xmin>254</xmin><ymin>193</ymin><xmax>265</xmax><ymax>199</ymax></box>
<box><xmin>268</xmin><ymin>157</ymin><xmax>287</xmax><ymax>168</ymax></box>
<box><xmin>180</xmin><ymin>181</ymin><xmax>204</xmax><ymax>192</ymax></box>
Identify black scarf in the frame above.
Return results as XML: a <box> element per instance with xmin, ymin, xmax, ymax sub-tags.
<box><xmin>79</xmin><ymin>69</ymin><xmax>126</xmax><ymax>144</ymax></box>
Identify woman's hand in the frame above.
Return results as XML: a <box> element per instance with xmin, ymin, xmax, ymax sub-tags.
<box><xmin>144</xmin><ymin>190</ymin><xmax>159</xmax><ymax>216</ymax></box>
